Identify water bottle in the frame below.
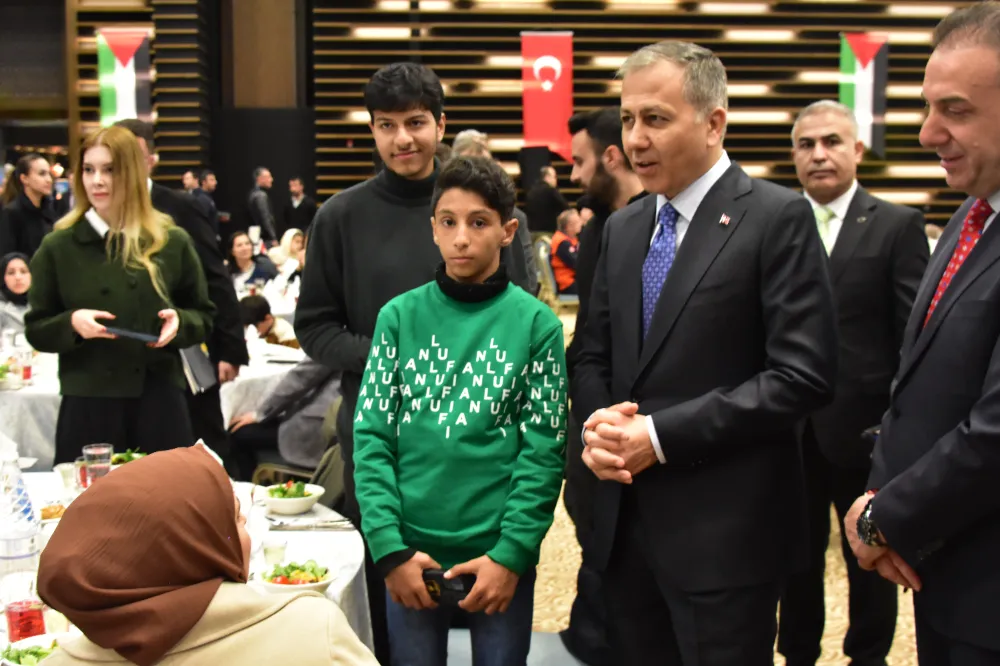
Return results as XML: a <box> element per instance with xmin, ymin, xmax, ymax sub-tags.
<box><xmin>1</xmin><ymin>452</ymin><xmax>45</xmax><ymax>641</ymax></box>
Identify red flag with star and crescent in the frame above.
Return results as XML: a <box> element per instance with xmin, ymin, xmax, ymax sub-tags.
<box><xmin>521</xmin><ymin>32</ymin><xmax>574</xmax><ymax>162</ymax></box>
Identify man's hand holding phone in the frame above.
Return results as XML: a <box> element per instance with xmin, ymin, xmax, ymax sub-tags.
<box><xmin>446</xmin><ymin>555</ymin><xmax>518</xmax><ymax>615</ymax></box>
<box><xmin>385</xmin><ymin>551</ymin><xmax>441</xmax><ymax>610</ymax></box>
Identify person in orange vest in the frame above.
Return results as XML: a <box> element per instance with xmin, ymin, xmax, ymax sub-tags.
<box><xmin>550</xmin><ymin>208</ymin><xmax>582</xmax><ymax>294</ymax></box>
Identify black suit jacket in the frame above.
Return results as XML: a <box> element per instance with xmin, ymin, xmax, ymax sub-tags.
<box><xmin>151</xmin><ymin>184</ymin><xmax>249</xmax><ymax>367</ymax></box>
<box><xmin>809</xmin><ymin>187</ymin><xmax>929</xmax><ymax>467</ymax></box>
<box><xmin>281</xmin><ymin>195</ymin><xmax>318</xmax><ymax>237</ymax></box>
<box><xmin>869</xmin><ymin>197</ymin><xmax>1000</xmax><ymax>650</ymax></box>
<box><xmin>573</xmin><ymin>163</ymin><xmax>838</xmax><ymax>592</ymax></box>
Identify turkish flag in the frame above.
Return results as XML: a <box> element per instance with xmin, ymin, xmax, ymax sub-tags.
<box><xmin>521</xmin><ymin>32</ymin><xmax>574</xmax><ymax>162</ymax></box>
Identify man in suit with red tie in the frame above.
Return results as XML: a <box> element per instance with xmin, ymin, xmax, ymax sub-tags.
<box><xmin>778</xmin><ymin>100</ymin><xmax>929</xmax><ymax>666</ymax></box>
<box><xmin>573</xmin><ymin>40</ymin><xmax>838</xmax><ymax>665</ymax></box>
<box><xmin>845</xmin><ymin>4</ymin><xmax>1000</xmax><ymax>664</ymax></box>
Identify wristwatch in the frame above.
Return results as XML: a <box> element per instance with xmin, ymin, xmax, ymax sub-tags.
<box><xmin>856</xmin><ymin>497</ymin><xmax>887</xmax><ymax>547</ymax></box>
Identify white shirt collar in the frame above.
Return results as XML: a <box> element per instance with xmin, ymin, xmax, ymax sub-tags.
<box><xmin>986</xmin><ymin>189</ymin><xmax>1000</xmax><ymax>214</ymax></box>
<box><xmin>655</xmin><ymin>151</ymin><xmax>732</xmax><ymax>222</ymax></box>
<box><xmin>85</xmin><ymin>208</ymin><xmax>111</xmax><ymax>238</ymax></box>
<box><xmin>804</xmin><ymin>180</ymin><xmax>858</xmax><ymax>222</ymax></box>
<box><xmin>147</xmin><ymin>178</ymin><xmax>153</xmax><ymax>192</ymax></box>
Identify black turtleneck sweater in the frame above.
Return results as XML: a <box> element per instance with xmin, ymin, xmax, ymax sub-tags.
<box><xmin>295</xmin><ymin>165</ymin><xmax>535</xmax><ymax>520</ymax></box>
<box><xmin>0</xmin><ymin>193</ymin><xmax>57</xmax><ymax>258</ymax></box>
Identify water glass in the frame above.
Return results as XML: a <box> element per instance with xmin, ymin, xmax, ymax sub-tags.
<box><xmin>82</xmin><ymin>444</ymin><xmax>113</xmax><ymax>485</ymax></box>
<box><xmin>54</xmin><ymin>463</ymin><xmax>77</xmax><ymax>494</ymax></box>
<box><xmin>262</xmin><ymin>538</ymin><xmax>287</xmax><ymax>566</ymax></box>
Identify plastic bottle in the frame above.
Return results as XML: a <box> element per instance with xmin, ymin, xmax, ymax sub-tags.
<box><xmin>0</xmin><ymin>452</ymin><xmax>45</xmax><ymax>641</ymax></box>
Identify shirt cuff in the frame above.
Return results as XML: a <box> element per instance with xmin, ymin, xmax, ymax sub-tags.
<box><xmin>646</xmin><ymin>415</ymin><xmax>666</xmax><ymax>464</ymax></box>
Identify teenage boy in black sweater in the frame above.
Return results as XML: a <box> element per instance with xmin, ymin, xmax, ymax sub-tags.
<box><xmin>295</xmin><ymin>62</ymin><xmax>535</xmax><ymax>664</ymax></box>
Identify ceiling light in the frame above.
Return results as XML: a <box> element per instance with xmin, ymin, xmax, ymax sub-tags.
<box><xmin>698</xmin><ymin>2</ymin><xmax>769</xmax><ymax>14</ymax></box>
<box><xmin>886</xmin><ymin>4</ymin><xmax>952</xmax><ymax>18</ymax></box>
<box><xmin>887</xmin><ymin>85</ymin><xmax>923</xmax><ymax>98</ymax></box>
<box><xmin>881</xmin><ymin>31</ymin><xmax>933</xmax><ymax>44</ymax></box>
<box><xmin>741</xmin><ymin>164</ymin><xmax>771</xmax><ymax>178</ymax></box>
<box><xmin>727</xmin><ymin>110</ymin><xmax>792</xmax><ymax>123</ymax></box>
<box><xmin>485</xmin><ymin>56</ymin><xmax>523</xmax><ymax>68</ymax></box>
<box><xmin>797</xmin><ymin>70</ymin><xmax>843</xmax><ymax>83</ymax></box>
<box><xmin>868</xmin><ymin>190</ymin><xmax>931</xmax><ymax>205</ymax></box>
<box><xmin>419</xmin><ymin>0</ymin><xmax>452</xmax><ymax>8</ymax></box>
<box><xmin>347</xmin><ymin>110</ymin><xmax>370</xmax><ymax>123</ymax></box>
<box><xmin>488</xmin><ymin>138</ymin><xmax>525</xmax><ymax>151</ymax></box>
<box><xmin>477</xmin><ymin>80</ymin><xmax>524</xmax><ymax>93</ymax></box>
<box><xmin>885</xmin><ymin>111</ymin><xmax>925</xmax><ymax>124</ymax></box>
<box><xmin>351</xmin><ymin>27</ymin><xmax>411</xmax><ymax>39</ymax></box>
<box><xmin>607</xmin><ymin>0</ymin><xmax>679</xmax><ymax>7</ymax></box>
<box><xmin>592</xmin><ymin>55</ymin><xmax>627</xmax><ymax>69</ymax></box>
<box><xmin>724</xmin><ymin>29</ymin><xmax>795</xmax><ymax>42</ymax></box>
<box><xmin>728</xmin><ymin>84</ymin><xmax>770</xmax><ymax>96</ymax></box>
<box><xmin>886</xmin><ymin>164</ymin><xmax>946</xmax><ymax>178</ymax></box>
<box><xmin>498</xmin><ymin>161</ymin><xmax>521</xmax><ymax>176</ymax></box>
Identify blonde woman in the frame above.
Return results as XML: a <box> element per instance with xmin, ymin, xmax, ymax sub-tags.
<box><xmin>25</xmin><ymin>126</ymin><xmax>216</xmax><ymax>464</ymax></box>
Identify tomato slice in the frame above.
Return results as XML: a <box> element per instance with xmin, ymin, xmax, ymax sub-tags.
<box><xmin>272</xmin><ymin>575</ymin><xmax>290</xmax><ymax>584</ymax></box>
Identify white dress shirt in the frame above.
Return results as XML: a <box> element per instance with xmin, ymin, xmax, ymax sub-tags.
<box><xmin>85</xmin><ymin>209</ymin><xmax>110</xmax><ymax>238</ymax></box>
<box><xmin>803</xmin><ymin>180</ymin><xmax>858</xmax><ymax>252</ymax></box>
<box><xmin>639</xmin><ymin>152</ymin><xmax>732</xmax><ymax>463</ymax></box>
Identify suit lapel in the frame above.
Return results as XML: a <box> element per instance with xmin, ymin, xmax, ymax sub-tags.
<box><xmin>827</xmin><ymin>188</ymin><xmax>876</xmax><ymax>284</ymax></box>
<box><xmin>618</xmin><ymin>197</ymin><xmax>657</xmax><ymax>368</ymax></box>
<box><xmin>636</xmin><ymin>165</ymin><xmax>751</xmax><ymax>378</ymax></box>
<box><xmin>894</xmin><ymin>199</ymin><xmax>997</xmax><ymax>395</ymax></box>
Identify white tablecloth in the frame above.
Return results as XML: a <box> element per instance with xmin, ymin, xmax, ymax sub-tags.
<box><xmin>0</xmin><ymin>349</ymin><xmax>299</xmax><ymax>470</ymax></box>
<box><xmin>20</xmin><ymin>473</ymin><xmax>372</xmax><ymax>651</ymax></box>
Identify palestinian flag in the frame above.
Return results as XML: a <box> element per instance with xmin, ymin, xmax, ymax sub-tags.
<box><xmin>97</xmin><ymin>27</ymin><xmax>154</xmax><ymax>127</ymax></box>
<box><xmin>839</xmin><ymin>33</ymin><xmax>889</xmax><ymax>158</ymax></box>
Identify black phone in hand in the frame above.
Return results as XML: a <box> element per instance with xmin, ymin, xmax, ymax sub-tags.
<box><xmin>422</xmin><ymin>568</ymin><xmax>476</xmax><ymax>606</ymax></box>
<box><xmin>103</xmin><ymin>326</ymin><xmax>160</xmax><ymax>343</ymax></box>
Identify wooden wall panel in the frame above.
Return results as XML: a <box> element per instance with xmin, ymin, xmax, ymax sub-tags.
<box><xmin>311</xmin><ymin>0</ymin><xmax>971</xmax><ymax>221</ymax></box>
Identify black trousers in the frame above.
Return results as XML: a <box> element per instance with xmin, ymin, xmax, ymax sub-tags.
<box><xmin>778</xmin><ymin>425</ymin><xmax>897</xmax><ymax>666</ymax></box>
<box><xmin>54</xmin><ymin>375</ymin><xmax>194</xmax><ymax>465</ymax></box>
<box><xmin>916</xmin><ymin>611</ymin><xmax>1000</xmax><ymax>666</ymax></box>
<box><xmin>605</xmin><ymin>491</ymin><xmax>780</xmax><ymax>666</ymax></box>
<box><xmin>229</xmin><ymin>421</ymin><xmax>279</xmax><ymax>482</ymax></box>
<box><xmin>562</xmin><ymin>413</ymin><xmax>612</xmax><ymax>666</ymax></box>
<box><xmin>186</xmin><ymin>384</ymin><xmax>230</xmax><ymax>458</ymax></box>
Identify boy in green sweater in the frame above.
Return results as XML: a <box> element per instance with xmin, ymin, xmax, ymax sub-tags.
<box><xmin>353</xmin><ymin>156</ymin><xmax>567</xmax><ymax>665</ymax></box>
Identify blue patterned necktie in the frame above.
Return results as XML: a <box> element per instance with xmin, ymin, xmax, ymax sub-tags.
<box><xmin>642</xmin><ymin>203</ymin><xmax>679</xmax><ymax>338</ymax></box>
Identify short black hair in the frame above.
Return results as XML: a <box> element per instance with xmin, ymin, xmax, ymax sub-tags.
<box><xmin>585</xmin><ymin>107</ymin><xmax>625</xmax><ymax>160</ymax></box>
<box><xmin>568</xmin><ymin>111</ymin><xmax>590</xmax><ymax>136</ymax></box>
<box><xmin>364</xmin><ymin>62</ymin><xmax>445</xmax><ymax>122</ymax></box>
<box><xmin>239</xmin><ymin>295</ymin><xmax>272</xmax><ymax>327</ymax></box>
<box><xmin>198</xmin><ymin>169</ymin><xmax>214</xmax><ymax>185</ymax></box>
<box><xmin>431</xmin><ymin>156</ymin><xmax>515</xmax><ymax>222</ymax></box>
<box><xmin>112</xmin><ymin>118</ymin><xmax>155</xmax><ymax>150</ymax></box>
<box><xmin>289</xmin><ymin>175</ymin><xmax>303</xmax><ymax>183</ymax></box>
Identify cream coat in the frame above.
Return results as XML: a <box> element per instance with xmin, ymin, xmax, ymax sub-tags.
<box><xmin>42</xmin><ymin>582</ymin><xmax>378</xmax><ymax>665</ymax></box>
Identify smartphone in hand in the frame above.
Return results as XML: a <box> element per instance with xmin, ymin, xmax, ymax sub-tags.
<box><xmin>103</xmin><ymin>327</ymin><xmax>160</xmax><ymax>344</ymax></box>
<box><xmin>422</xmin><ymin>569</ymin><xmax>476</xmax><ymax>606</ymax></box>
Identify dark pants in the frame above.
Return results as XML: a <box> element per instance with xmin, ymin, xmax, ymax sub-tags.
<box><xmin>55</xmin><ymin>374</ymin><xmax>194</xmax><ymax>464</ymax></box>
<box><xmin>605</xmin><ymin>493</ymin><xmax>780</xmax><ymax>666</ymax></box>
<box><xmin>916</xmin><ymin>611</ymin><xmax>1000</xmax><ymax>666</ymax></box>
<box><xmin>186</xmin><ymin>384</ymin><xmax>230</xmax><ymax>458</ymax></box>
<box><xmin>778</xmin><ymin>425</ymin><xmax>897</xmax><ymax>666</ymax></box>
<box><xmin>385</xmin><ymin>569</ymin><xmax>536</xmax><ymax>666</ymax></box>
<box><xmin>229</xmin><ymin>421</ymin><xmax>280</xmax><ymax>482</ymax></box>
<box><xmin>561</xmin><ymin>414</ymin><xmax>611</xmax><ymax>666</ymax></box>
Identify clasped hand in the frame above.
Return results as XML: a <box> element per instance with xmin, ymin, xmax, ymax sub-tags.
<box><xmin>581</xmin><ymin>401</ymin><xmax>658</xmax><ymax>484</ymax></box>
<box><xmin>843</xmin><ymin>494</ymin><xmax>922</xmax><ymax>592</ymax></box>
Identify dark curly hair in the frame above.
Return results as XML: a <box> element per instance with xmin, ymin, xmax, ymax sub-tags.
<box><xmin>431</xmin><ymin>156</ymin><xmax>515</xmax><ymax>221</ymax></box>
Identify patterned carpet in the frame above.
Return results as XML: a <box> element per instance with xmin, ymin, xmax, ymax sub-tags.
<box><xmin>532</xmin><ymin>493</ymin><xmax>918</xmax><ymax>665</ymax></box>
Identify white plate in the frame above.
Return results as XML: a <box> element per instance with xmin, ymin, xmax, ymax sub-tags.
<box><xmin>2</xmin><ymin>631</ymin><xmax>79</xmax><ymax>665</ymax></box>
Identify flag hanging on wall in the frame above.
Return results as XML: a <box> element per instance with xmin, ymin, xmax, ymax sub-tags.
<box><xmin>521</xmin><ymin>31</ymin><xmax>574</xmax><ymax>162</ymax></box>
<box><xmin>839</xmin><ymin>33</ymin><xmax>889</xmax><ymax>158</ymax></box>
<box><xmin>97</xmin><ymin>27</ymin><xmax>154</xmax><ymax>127</ymax></box>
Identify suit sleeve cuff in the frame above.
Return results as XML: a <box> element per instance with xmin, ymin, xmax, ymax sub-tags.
<box><xmin>646</xmin><ymin>415</ymin><xmax>666</xmax><ymax>464</ymax></box>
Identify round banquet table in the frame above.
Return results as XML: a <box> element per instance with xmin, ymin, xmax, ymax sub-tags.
<box><xmin>16</xmin><ymin>472</ymin><xmax>373</xmax><ymax>652</ymax></box>
<box><xmin>0</xmin><ymin>348</ymin><xmax>300</xmax><ymax>471</ymax></box>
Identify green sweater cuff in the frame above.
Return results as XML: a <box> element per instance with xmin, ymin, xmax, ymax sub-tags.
<box><xmin>26</xmin><ymin>310</ymin><xmax>82</xmax><ymax>354</ymax></box>
<box><xmin>366</xmin><ymin>524</ymin><xmax>408</xmax><ymax>564</ymax></box>
<box><xmin>487</xmin><ymin>536</ymin><xmax>536</xmax><ymax>576</ymax></box>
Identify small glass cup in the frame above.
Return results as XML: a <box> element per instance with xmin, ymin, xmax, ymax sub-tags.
<box><xmin>74</xmin><ymin>456</ymin><xmax>89</xmax><ymax>489</ymax></box>
<box><xmin>82</xmin><ymin>444</ymin><xmax>113</xmax><ymax>485</ymax></box>
<box><xmin>54</xmin><ymin>463</ymin><xmax>77</xmax><ymax>493</ymax></box>
<box><xmin>262</xmin><ymin>538</ymin><xmax>287</xmax><ymax>566</ymax></box>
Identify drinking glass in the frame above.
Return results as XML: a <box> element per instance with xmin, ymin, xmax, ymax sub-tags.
<box><xmin>54</xmin><ymin>463</ymin><xmax>77</xmax><ymax>494</ymax></box>
<box><xmin>1</xmin><ymin>572</ymin><xmax>45</xmax><ymax>642</ymax></box>
<box><xmin>82</xmin><ymin>444</ymin><xmax>113</xmax><ymax>485</ymax></box>
<box><xmin>74</xmin><ymin>457</ymin><xmax>88</xmax><ymax>489</ymax></box>
<box><xmin>262</xmin><ymin>538</ymin><xmax>287</xmax><ymax>566</ymax></box>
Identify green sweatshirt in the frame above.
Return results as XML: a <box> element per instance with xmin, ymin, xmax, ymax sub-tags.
<box><xmin>353</xmin><ymin>281</ymin><xmax>568</xmax><ymax>575</ymax></box>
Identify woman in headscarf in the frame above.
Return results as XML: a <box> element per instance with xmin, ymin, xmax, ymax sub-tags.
<box><xmin>268</xmin><ymin>228</ymin><xmax>304</xmax><ymax>272</ymax></box>
<box><xmin>38</xmin><ymin>445</ymin><xmax>378</xmax><ymax>666</ymax></box>
<box><xmin>0</xmin><ymin>252</ymin><xmax>30</xmax><ymax>333</ymax></box>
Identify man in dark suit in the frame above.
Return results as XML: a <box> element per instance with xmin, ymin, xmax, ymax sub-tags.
<box><xmin>113</xmin><ymin>120</ymin><xmax>249</xmax><ymax>461</ymax></box>
<box><xmin>561</xmin><ymin>106</ymin><xmax>645</xmax><ymax>666</ymax></box>
<box><xmin>777</xmin><ymin>101</ymin><xmax>929</xmax><ymax>666</ymax></box>
<box><xmin>573</xmin><ymin>41</ymin><xmax>838</xmax><ymax>665</ymax></box>
<box><xmin>192</xmin><ymin>169</ymin><xmax>219</xmax><ymax>238</ymax></box>
<box><xmin>524</xmin><ymin>165</ymin><xmax>568</xmax><ymax>234</ymax></box>
<box><xmin>281</xmin><ymin>176</ymin><xmax>318</xmax><ymax>237</ymax></box>
<box><xmin>845</xmin><ymin>4</ymin><xmax>1000</xmax><ymax>663</ymax></box>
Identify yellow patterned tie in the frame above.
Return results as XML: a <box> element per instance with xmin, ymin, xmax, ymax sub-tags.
<box><xmin>815</xmin><ymin>206</ymin><xmax>835</xmax><ymax>254</ymax></box>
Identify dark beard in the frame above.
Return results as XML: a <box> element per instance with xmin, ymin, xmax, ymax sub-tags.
<box><xmin>586</xmin><ymin>161</ymin><xmax>620</xmax><ymax>209</ymax></box>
